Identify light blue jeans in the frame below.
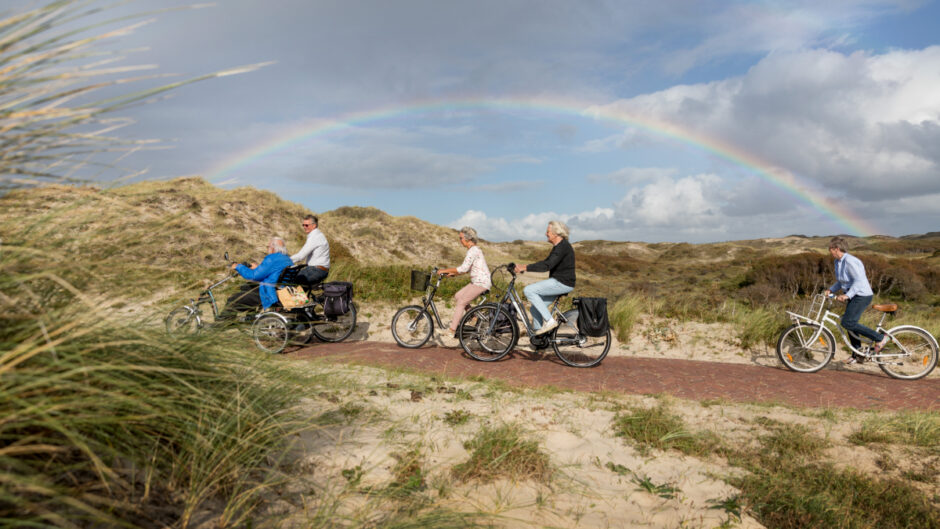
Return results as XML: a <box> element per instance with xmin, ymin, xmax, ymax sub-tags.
<box><xmin>523</xmin><ymin>278</ymin><xmax>574</xmax><ymax>330</ymax></box>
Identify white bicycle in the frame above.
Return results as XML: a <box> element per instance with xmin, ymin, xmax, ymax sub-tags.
<box><xmin>776</xmin><ymin>293</ymin><xmax>938</xmax><ymax>380</ymax></box>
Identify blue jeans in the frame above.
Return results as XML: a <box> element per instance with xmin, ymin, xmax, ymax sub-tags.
<box><xmin>523</xmin><ymin>279</ymin><xmax>574</xmax><ymax>330</ymax></box>
<box><xmin>841</xmin><ymin>294</ymin><xmax>883</xmax><ymax>348</ymax></box>
<box><xmin>299</xmin><ymin>266</ymin><xmax>328</xmax><ymax>287</ymax></box>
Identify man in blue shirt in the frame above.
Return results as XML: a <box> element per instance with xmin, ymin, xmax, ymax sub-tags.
<box><xmin>824</xmin><ymin>236</ymin><xmax>888</xmax><ymax>362</ymax></box>
<box><xmin>218</xmin><ymin>237</ymin><xmax>293</xmax><ymax>322</ymax></box>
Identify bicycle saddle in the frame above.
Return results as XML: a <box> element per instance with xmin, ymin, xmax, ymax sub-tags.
<box><xmin>872</xmin><ymin>303</ymin><xmax>898</xmax><ymax>313</ymax></box>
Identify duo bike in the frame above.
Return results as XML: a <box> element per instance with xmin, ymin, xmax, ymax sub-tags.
<box><xmin>165</xmin><ymin>254</ymin><xmax>357</xmax><ymax>354</ymax></box>
<box><xmin>776</xmin><ymin>292</ymin><xmax>938</xmax><ymax>379</ymax></box>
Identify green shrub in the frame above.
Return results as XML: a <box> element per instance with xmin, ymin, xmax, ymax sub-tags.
<box><xmin>609</xmin><ymin>295</ymin><xmax>646</xmax><ymax>342</ymax></box>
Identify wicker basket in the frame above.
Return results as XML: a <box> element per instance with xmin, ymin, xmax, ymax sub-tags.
<box><xmin>410</xmin><ymin>270</ymin><xmax>430</xmax><ymax>291</ymax></box>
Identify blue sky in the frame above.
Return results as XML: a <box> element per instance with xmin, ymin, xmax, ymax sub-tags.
<box><xmin>34</xmin><ymin>0</ymin><xmax>940</xmax><ymax>242</ymax></box>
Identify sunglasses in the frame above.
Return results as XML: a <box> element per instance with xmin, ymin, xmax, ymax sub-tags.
<box><xmin>302</xmin><ymin>223</ymin><xmax>313</xmax><ymax>227</ymax></box>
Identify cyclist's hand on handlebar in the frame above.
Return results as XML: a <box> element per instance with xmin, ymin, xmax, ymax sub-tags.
<box><xmin>515</xmin><ymin>264</ymin><xmax>526</xmax><ymax>273</ymax></box>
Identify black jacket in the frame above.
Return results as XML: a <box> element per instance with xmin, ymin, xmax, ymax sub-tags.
<box><xmin>526</xmin><ymin>238</ymin><xmax>576</xmax><ymax>288</ymax></box>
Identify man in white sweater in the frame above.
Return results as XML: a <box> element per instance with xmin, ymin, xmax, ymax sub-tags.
<box><xmin>291</xmin><ymin>214</ymin><xmax>330</xmax><ymax>286</ymax></box>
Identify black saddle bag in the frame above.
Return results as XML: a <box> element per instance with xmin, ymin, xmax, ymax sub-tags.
<box><xmin>575</xmin><ymin>297</ymin><xmax>609</xmax><ymax>337</ymax></box>
<box><xmin>322</xmin><ymin>281</ymin><xmax>353</xmax><ymax>317</ymax></box>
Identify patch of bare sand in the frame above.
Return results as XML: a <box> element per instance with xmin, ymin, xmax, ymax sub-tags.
<box><xmin>259</xmin><ymin>363</ymin><xmax>937</xmax><ymax>528</ymax></box>
<box><xmin>268</xmin><ymin>366</ymin><xmax>767</xmax><ymax>528</ymax></box>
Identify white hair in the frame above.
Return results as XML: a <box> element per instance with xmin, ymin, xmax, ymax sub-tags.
<box><xmin>270</xmin><ymin>236</ymin><xmax>288</xmax><ymax>255</ymax></box>
<box><xmin>459</xmin><ymin>226</ymin><xmax>479</xmax><ymax>244</ymax></box>
<box><xmin>548</xmin><ymin>220</ymin><xmax>569</xmax><ymax>239</ymax></box>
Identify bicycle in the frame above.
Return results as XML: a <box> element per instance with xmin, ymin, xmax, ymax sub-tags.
<box><xmin>776</xmin><ymin>292</ymin><xmax>938</xmax><ymax>380</ymax></box>
<box><xmin>165</xmin><ymin>255</ymin><xmax>357</xmax><ymax>353</ymax></box>
<box><xmin>391</xmin><ymin>268</ymin><xmax>487</xmax><ymax>348</ymax></box>
<box><xmin>457</xmin><ymin>263</ymin><xmax>611</xmax><ymax>367</ymax></box>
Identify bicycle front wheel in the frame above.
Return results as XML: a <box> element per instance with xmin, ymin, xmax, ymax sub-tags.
<box><xmin>552</xmin><ymin>309</ymin><xmax>611</xmax><ymax>368</ymax></box>
<box><xmin>776</xmin><ymin>323</ymin><xmax>835</xmax><ymax>373</ymax></box>
<box><xmin>252</xmin><ymin>313</ymin><xmax>289</xmax><ymax>354</ymax></box>
<box><xmin>459</xmin><ymin>304</ymin><xmax>518</xmax><ymax>361</ymax></box>
<box><xmin>391</xmin><ymin>305</ymin><xmax>433</xmax><ymax>348</ymax></box>
<box><xmin>312</xmin><ymin>303</ymin><xmax>357</xmax><ymax>343</ymax></box>
<box><xmin>878</xmin><ymin>326</ymin><xmax>938</xmax><ymax>380</ymax></box>
<box><xmin>166</xmin><ymin>306</ymin><xmax>199</xmax><ymax>336</ymax></box>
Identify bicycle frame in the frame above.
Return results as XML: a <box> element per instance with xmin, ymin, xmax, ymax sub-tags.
<box><xmin>190</xmin><ymin>274</ymin><xmax>235</xmax><ymax>325</ymax></box>
<box><xmin>417</xmin><ymin>268</ymin><xmax>448</xmax><ymax>329</ymax></box>
<box><xmin>785</xmin><ymin>294</ymin><xmax>905</xmax><ymax>363</ymax></box>
<box><xmin>488</xmin><ymin>265</ymin><xmax>566</xmax><ymax>338</ymax></box>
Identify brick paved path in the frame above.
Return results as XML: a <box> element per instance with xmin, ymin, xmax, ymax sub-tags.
<box><xmin>288</xmin><ymin>341</ymin><xmax>940</xmax><ymax>411</ymax></box>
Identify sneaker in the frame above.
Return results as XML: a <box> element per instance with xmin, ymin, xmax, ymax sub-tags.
<box><xmin>533</xmin><ymin>319</ymin><xmax>559</xmax><ymax>336</ymax></box>
<box><xmin>873</xmin><ymin>336</ymin><xmax>890</xmax><ymax>353</ymax></box>
<box><xmin>844</xmin><ymin>355</ymin><xmax>859</xmax><ymax>365</ymax></box>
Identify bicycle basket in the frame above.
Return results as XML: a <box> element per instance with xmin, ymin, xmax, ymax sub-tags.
<box><xmin>410</xmin><ymin>270</ymin><xmax>430</xmax><ymax>291</ymax></box>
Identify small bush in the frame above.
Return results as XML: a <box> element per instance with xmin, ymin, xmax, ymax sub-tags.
<box><xmin>734</xmin><ymin>306</ymin><xmax>788</xmax><ymax>349</ymax></box>
<box><xmin>611</xmin><ymin>405</ymin><xmax>721</xmax><ymax>457</ymax></box>
<box><xmin>452</xmin><ymin>424</ymin><xmax>552</xmax><ymax>483</ymax></box>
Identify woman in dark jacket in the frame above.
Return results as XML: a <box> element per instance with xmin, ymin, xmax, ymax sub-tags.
<box><xmin>515</xmin><ymin>220</ymin><xmax>575</xmax><ymax>335</ymax></box>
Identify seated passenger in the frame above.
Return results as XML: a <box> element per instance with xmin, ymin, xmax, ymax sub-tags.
<box><xmin>290</xmin><ymin>214</ymin><xmax>330</xmax><ymax>287</ymax></box>
<box><xmin>218</xmin><ymin>237</ymin><xmax>293</xmax><ymax>322</ymax></box>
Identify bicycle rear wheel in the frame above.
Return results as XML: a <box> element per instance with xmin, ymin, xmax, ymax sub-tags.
<box><xmin>878</xmin><ymin>326</ymin><xmax>938</xmax><ymax>380</ymax></box>
<box><xmin>312</xmin><ymin>303</ymin><xmax>357</xmax><ymax>343</ymax></box>
<box><xmin>551</xmin><ymin>309</ymin><xmax>610</xmax><ymax>367</ymax></box>
<box><xmin>776</xmin><ymin>323</ymin><xmax>835</xmax><ymax>373</ymax></box>
<box><xmin>459</xmin><ymin>304</ymin><xmax>518</xmax><ymax>361</ymax></box>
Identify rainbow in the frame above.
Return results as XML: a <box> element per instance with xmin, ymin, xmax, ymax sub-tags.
<box><xmin>204</xmin><ymin>96</ymin><xmax>878</xmax><ymax>236</ymax></box>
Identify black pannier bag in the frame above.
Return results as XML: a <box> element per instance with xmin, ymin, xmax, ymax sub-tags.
<box><xmin>575</xmin><ymin>297</ymin><xmax>609</xmax><ymax>337</ymax></box>
<box><xmin>322</xmin><ymin>281</ymin><xmax>353</xmax><ymax>317</ymax></box>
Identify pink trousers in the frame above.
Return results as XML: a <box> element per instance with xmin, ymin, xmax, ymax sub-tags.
<box><xmin>450</xmin><ymin>283</ymin><xmax>489</xmax><ymax>332</ymax></box>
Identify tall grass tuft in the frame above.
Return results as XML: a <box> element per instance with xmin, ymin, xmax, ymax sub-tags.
<box><xmin>608</xmin><ymin>295</ymin><xmax>646</xmax><ymax>342</ymax></box>
<box><xmin>733</xmin><ymin>306</ymin><xmax>788</xmax><ymax>349</ymax></box>
<box><xmin>611</xmin><ymin>404</ymin><xmax>722</xmax><ymax>457</ymax></box>
<box><xmin>0</xmin><ymin>277</ymin><xmax>310</xmax><ymax>526</ymax></box>
<box><xmin>452</xmin><ymin>423</ymin><xmax>552</xmax><ymax>483</ymax></box>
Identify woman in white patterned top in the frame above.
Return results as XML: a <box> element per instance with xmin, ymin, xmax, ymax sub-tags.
<box><xmin>438</xmin><ymin>226</ymin><xmax>491</xmax><ymax>336</ymax></box>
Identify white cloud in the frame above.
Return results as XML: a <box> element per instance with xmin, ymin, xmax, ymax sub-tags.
<box><xmin>593</xmin><ymin>46</ymin><xmax>940</xmax><ymax>202</ymax></box>
<box><xmin>616</xmin><ymin>173</ymin><xmax>725</xmax><ymax>227</ymax></box>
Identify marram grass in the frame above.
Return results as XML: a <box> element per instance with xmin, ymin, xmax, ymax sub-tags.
<box><xmin>0</xmin><ymin>283</ymin><xmax>310</xmax><ymax>527</ymax></box>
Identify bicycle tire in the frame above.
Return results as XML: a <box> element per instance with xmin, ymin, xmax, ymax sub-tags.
<box><xmin>551</xmin><ymin>309</ymin><xmax>611</xmax><ymax>367</ymax></box>
<box><xmin>458</xmin><ymin>304</ymin><xmax>518</xmax><ymax>362</ymax></box>
<box><xmin>166</xmin><ymin>306</ymin><xmax>199</xmax><ymax>336</ymax></box>
<box><xmin>878</xmin><ymin>326</ymin><xmax>939</xmax><ymax>380</ymax></box>
<box><xmin>391</xmin><ymin>305</ymin><xmax>433</xmax><ymax>348</ymax></box>
<box><xmin>311</xmin><ymin>303</ymin><xmax>357</xmax><ymax>343</ymax></box>
<box><xmin>775</xmin><ymin>323</ymin><xmax>835</xmax><ymax>373</ymax></box>
<box><xmin>252</xmin><ymin>313</ymin><xmax>289</xmax><ymax>354</ymax></box>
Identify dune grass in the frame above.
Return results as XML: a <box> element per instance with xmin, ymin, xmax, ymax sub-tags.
<box><xmin>0</xmin><ymin>288</ymin><xmax>311</xmax><ymax>527</ymax></box>
<box><xmin>452</xmin><ymin>423</ymin><xmax>553</xmax><ymax>484</ymax></box>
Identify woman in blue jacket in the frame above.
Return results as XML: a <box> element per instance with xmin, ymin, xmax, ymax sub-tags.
<box><xmin>218</xmin><ymin>237</ymin><xmax>293</xmax><ymax>322</ymax></box>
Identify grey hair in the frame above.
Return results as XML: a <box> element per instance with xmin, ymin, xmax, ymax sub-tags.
<box><xmin>270</xmin><ymin>236</ymin><xmax>288</xmax><ymax>255</ymax></box>
<box><xmin>459</xmin><ymin>226</ymin><xmax>479</xmax><ymax>244</ymax></box>
<box><xmin>829</xmin><ymin>236</ymin><xmax>848</xmax><ymax>252</ymax></box>
<box><xmin>548</xmin><ymin>220</ymin><xmax>569</xmax><ymax>240</ymax></box>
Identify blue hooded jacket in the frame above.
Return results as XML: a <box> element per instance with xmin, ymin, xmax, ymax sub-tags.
<box><xmin>235</xmin><ymin>253</ymin><xmax>293</xmax><ymax>308</ymax></box>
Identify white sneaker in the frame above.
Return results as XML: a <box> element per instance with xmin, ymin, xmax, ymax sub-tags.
<box><xmin>533</xmin><ymin>319</ymin><xmax>559</xmax><ymax>336</ymax></box>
